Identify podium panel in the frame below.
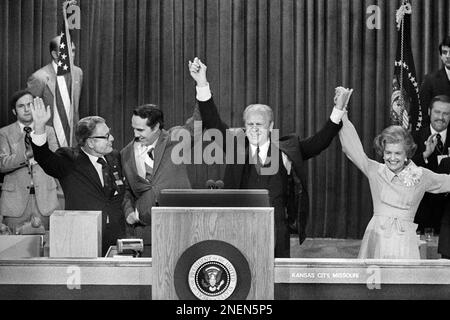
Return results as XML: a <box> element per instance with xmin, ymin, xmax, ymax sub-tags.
<box><xmin>152</xmin><ymin>207</ymin><xmax>274</xmax><ymax>300</ymax></box>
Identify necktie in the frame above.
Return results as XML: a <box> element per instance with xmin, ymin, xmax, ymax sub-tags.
<box><xmin>24</xmin><ymin>126</ymin><xmax>33</xmax><ymax>160</ymax></box>
<box><xmin>436</xmin><ymin>133</ymin><xmax>444</xmax><ymax>154</ymax></box>
<box><xmin>148</xmin><ymin>147</ymin><xmax>154</xmax><ymax>160</ymax></box>
<box><xmin>255</xmin><ymin>145</ymin><xmax>262</xmax><ymax>174</ymax></box>
<box><xmin>97</xmin><ymin>157</ymin><xmax>113</xmax><ymax>197</ymax></box>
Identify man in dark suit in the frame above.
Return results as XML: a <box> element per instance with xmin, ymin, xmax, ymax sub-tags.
<box><xmin>29</xmin><ymin>97</ymin><xmax>126</xmax><ymax>256</ymax></box>
<box><xmin>188</xmin><ymin>58</ymin><xmax>348</xmax><ymax>258</ymax></box>
<box><xmin>436</xmin><ymin>157</ymin><xmax>450</xmax><ymax>259</ymax></box>
<box><xmin>121</xmin><ymin>102</ymin><xmax>201</xmax><ymax>252</ymax></box>
<box><xmin>412</xmin><ymin>95</ymin><xmax>450</xmax><ymax>234</ymax></box>
<box><xmin>420</xmin><ymin>36</ymin><xmax>450</xmax><ymax>123</ymax></box>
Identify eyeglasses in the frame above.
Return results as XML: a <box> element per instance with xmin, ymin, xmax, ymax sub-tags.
<box><xmin>89</xmin><ymin>133</ymin><xmax>112</xmax><ymax>140</ymax></box>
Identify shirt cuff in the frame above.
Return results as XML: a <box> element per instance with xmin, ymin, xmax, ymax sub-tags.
<box><xmin>330</xmin><ymin>108</ymin><xmax>346</xmax><ymax>124</ymax></box>
<box><xmin>135</xmin><ymin>208</ymin><xmax>140</xmax><ymax>221</ymax></box>
<box><xmin>196</xmin><ymin>83</ymin><xmax>212</xmax><ymax>101</ymax></box>
<box><xmin>30</xmin><ymin>132</ymin><xmax>47</xmax><ymax>146</ymax></box>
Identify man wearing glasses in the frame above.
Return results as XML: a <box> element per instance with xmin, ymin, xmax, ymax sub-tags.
<box><xmin>0</xmin><ymin>90</ymin><xmax>59</xmax><ymax>235</ymax></box>
<box><xmin>29</xmin><ymin>97</ymin><xmax>126</xmax><ymax>256</ymax></box>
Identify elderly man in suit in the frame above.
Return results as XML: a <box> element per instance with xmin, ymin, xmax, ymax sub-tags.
<box><xmin>0</xmin><ymin>89</ymin><xmax>59</xmax><ymax>234</ymax></box>
<box><xmin>420</xmin><ymin>36</ymin><xmax>450</xmax><ymax>122</ymax></box>
<box><xmin>121</xmin><ymin>101</ymin><xmax>201</xmax><ymax>252</ymax></box>
<box><xmin>29</xmin><ymin>97</ymin><xmax>126</xmax><ymax>256</ymax></box>
<box><xmin>27</xmin><ymin>35</ymin><xmax>83</xmax><ymax>147</ymax></box>
<box><xmin>189</xmin><ymin>58</ymin><xmax>347</xmax><ymax>258</ymax></box>
<box><xmin>412</xmin><ymin>95</ymin><xmax>450</xmax><ymax>234</ymax></box>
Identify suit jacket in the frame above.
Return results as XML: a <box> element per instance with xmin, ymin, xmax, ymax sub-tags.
<box><xmin>27</xmin><ymin>63</ymin><xmax>83</xmax><ymax>145</ymax></box>
<box><xmin>121</xmin><ymin>111</ymin><xmax>200</xmax><ymax>244</ymax></box>
<box><xmin>412</xmin><ymin>125</ymin><xmax>450</xmax><ymax>231</ymax></box>
<box><xmin>436</xmin><ymin>157</ymin><xmax>450</xmax><ymax>256</ymax></box>
<box><xmin>0</xmin><ymin>122</ymin><xmax>59</xmax><ymax>219</ymax></box>
<box><xmin>31</xmin><ymin>142</ymin><xmax>126</xmax><ymax>254</ymax></box>
<box><xmin>198</xmin><ymin>97</ymin><xmax>342</xmax><ymax>244</ymax></box>
<box><xmin>420</xmin><ymin>68</ymin><xmax>450</xmax><ymax>117</ymax></box>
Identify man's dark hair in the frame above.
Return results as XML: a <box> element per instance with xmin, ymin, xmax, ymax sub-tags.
<box><xmin>75</xmin><ymin>116</ymin><xmax>106</xmax><ymax>147</ymax></box>
<box><xmin>439</xmin><ymin>36</ymin><xmax>450</xmax><ymax>55</ymax></box>
<box><xmin>133</xmin><ymin>104</ymin><xmax>164</xmax><ymax>130</ymax></box>
<box><xmin>49</xmin><ymin>36</ymin><xmax>59</xmax><ymax>56</ymax></box>
<box><xmin>10</xmin><ymin>89</ymin><xmax>33</xmax><ymax>111</ymax></box>
<box><xmin>430</xmin><ymin>95</ymin><xmax>450</xmax><ymax>110</ymax></box>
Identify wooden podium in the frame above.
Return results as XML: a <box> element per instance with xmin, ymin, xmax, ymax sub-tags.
<box><xmin>152</xmin><ymin>190</ymin><xmax>274</xmax><ymax>300</ymax></box>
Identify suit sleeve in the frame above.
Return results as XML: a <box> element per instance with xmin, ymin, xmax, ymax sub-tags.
<box><xmin>46</xmin><ymin>126</ymin><xmax>59</xmax><ymax>152</ymax></box>
<box><xmin>31</xmin><ymin>142</ymin><xmax>72</xmax><ymax>179</ymax></box>
<box><xmin>0</xmin><ymin>130</ymin><xmax>28</xmax><ymax>174</ymax></box>
<box><xmin>412</xmin><ymin>132</ymin><xmax>427</xmax><ymax>167</ymax></box>
<box><xmin>298</xmin><ymin>119</ymin><xmax>342</xmax><ymax>161</ymax></box>
<box><xmin>122</xmin><ymin>179</ymin><xmax>137</xmax><ymax>222</ymax></box>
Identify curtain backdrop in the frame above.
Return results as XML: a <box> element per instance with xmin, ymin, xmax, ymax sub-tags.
<box><xmin>1</xmin><ymin>0</ymin><xmax>450</xmax><ymax>239</ymax></box>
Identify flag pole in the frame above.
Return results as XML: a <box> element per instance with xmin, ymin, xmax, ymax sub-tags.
<box><xmin>62</xmin><ymin>0</ymin><xmax>76</xmax><ymax>147</ymax></box>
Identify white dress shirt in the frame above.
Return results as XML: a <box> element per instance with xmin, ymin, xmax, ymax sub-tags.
<box><xmin>430</xmin><ymin>125</ymin><xmax>447</xmax><ymax>146</ymax></box>
<box><xmin>134</xmin><ymin>140</ymin><xmax>158</xmax><ymax>179</ymax></box>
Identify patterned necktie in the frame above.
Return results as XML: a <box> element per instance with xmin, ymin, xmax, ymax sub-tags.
<box><xmin>255</xmin><ymin>145</ymin><xmax>262</xmax><ymax>174</ymax></box>
<box><xmin>436</xmin><ymin>133</ymin><xmax>444</xmax><ymax>154</ymax></box>
<box><xmin>24</xmin><ymin>126</ymin><xmax>33</xmax><ymax>160</ymax></box>
<box><xmin>97</xmin><ymin>157</ymin><xmax>113</xmax><ymax>196</ymax></box>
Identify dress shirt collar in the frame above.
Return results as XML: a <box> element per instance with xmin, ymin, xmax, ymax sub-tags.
<box><xmin>81</xmin><ymin>147</ymin><xmax>106</xmax><ymax>167</ymax></box>
<box><xmin>135</xmin><ymin>139</ymin><xmax>158</xmax><ymax>155</ymax></box>
<box><xmin>430</xmin><ymin>125</ymin><xmax>447</xmax><ymax>145</ymax></box>
<box><xmin>18</xmin><ymin>121</ymin><xmax>34</xmax><ymax>131</ymax></box>
<box><xmin>250</xmin><ymin>139</ymin><xmax>271</xmax><ymax>163</ymax></box>
<box><xmin>52</xmin><ymin>60</ymin><xmax>58</xmax><ymax>74</ymax></box>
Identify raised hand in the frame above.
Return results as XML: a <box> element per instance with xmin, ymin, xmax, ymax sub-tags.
<box><xmin>334</xmin><ymin>87</ymin><xmax>353</xmax><ymax>111</ymax></box>
<box><xmin>423</xmin><ymin>133</ymin><xmax>438</xmax><ymax>160</ymax></box>
<box><xmin>188</xmin><ymin>57</ymin><xmax>208</xmax><ymax>87</ymax></box>
<box><xmin>30</xmin><ymin>97</ymin><xmax>51</xmax><ymax>135</ymax></box>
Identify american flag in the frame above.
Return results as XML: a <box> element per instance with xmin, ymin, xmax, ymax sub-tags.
<box><xmin>390</xmin><ymin>0</ymin><xmax>423</xmax><ymax>132</ymax></box>
<box><xmin>53</xmin><ymin>8</ymin><xmax>75</xmax><ymax>147</ymax></box>
<box><xmin>56</xmin><ymin>25</ymin><xmax>72</xmax><ymax>76</ymax></box>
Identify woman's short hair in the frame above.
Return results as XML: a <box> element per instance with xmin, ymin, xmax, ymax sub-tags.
<box><xmin>75</xmin><ymin>116</ymin><xmax>106</xmax><ymax>147</ymax></box>
<box><xmin>373</xmin><ymin>125</ymin><xmax>417</xmax><ymax>158</ymax></box>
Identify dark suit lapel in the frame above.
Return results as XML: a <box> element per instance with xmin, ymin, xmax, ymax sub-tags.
<box><xmin>76</xmin><ymin>148</ymin><xmax>104</xmax><ymax>193</ymax></box>
<box><xmin>152</xmin><ymin>130</ymin><xmax>169</xmax><ymax>175</ymax></box>
<box><xmin>439</xmin><ymin>68</ymin><xmax>450</xmax><ymax>85</ymax></box>
<box><xmin>123</xmin><ymin>141</ymin><xmax>148</xmax><ymax>184</ymax></box>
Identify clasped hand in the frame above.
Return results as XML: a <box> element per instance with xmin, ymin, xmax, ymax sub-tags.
<box><xmin>334</xmin><ymin>87</ymin><xmax>353</xmax><ymax>111</ymax></box>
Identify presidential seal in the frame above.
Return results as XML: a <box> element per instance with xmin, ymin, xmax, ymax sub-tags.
<box><xmin>188</xmin><ymin>255</ymin><xmax>237</xmax><ymax>300</ymax></box>
<box><xmin>174</xmin><ymin>240</ymin><xmax>251</xmax><ymax>300</ymax></box>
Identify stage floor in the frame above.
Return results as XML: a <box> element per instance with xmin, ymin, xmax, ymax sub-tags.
<box><xmin>291</xmin><ymin>236</ymin><xmax>442</xmax><ymax>259</ymax></box>
<box><xmin>291</xmin><ymin>237</ymin><xmax>361</xmax><ymax>258</ymax></box>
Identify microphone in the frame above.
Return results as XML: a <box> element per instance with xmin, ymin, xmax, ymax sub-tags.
<box><xmin>206</xmin><ymin>180</ymin><xmax>216</xmax><ymax>189</ymax></box>
<box><xmin>215</xmin><ymin>180</ymin><xmax>224</xmax><ymax>189</ymax></box>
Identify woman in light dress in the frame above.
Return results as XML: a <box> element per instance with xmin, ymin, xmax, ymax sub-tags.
<box><xmin>337</xmin><ymin>88</ymin><xmax>450</xmax><ymax>259</ymax></box>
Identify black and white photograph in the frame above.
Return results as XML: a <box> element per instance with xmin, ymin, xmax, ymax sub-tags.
<box><xmin>1</xmin><ymin>0</ymin><xmax>450</xmax><ymax>306</ymax></box>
